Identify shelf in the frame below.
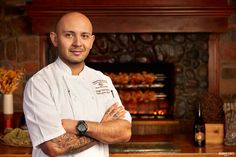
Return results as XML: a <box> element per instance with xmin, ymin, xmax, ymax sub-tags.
<box><xmin>115</xmin><ymin>83</ymin><xmax>165</xmax><ymax>89</ymax></box>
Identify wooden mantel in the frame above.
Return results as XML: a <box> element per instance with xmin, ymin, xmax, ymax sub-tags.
<box><xmin>26</xmin><ymin>0</ymin><xmax>234</xmax><ymax>34</ymax></box>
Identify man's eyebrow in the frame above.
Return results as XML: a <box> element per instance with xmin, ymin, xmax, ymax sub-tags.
<box><xmin>62</xmin><ymin>30</ymin><xmax>75</xmax><ymax>33</ymax></box>
<box><xmin>80</xmin><ymin>32</ymin><xmax>92</xmax><ymax>35</ymax></box>
<box><xmin>62</xmin><ymin>31</ymin><xmax>91</xmax><ymax>35</ymax></box>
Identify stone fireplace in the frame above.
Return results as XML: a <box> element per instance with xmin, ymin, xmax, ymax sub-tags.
<box><xmin>25</xmin><ymin>0</ymin><xmax>235</xmax><ymax>122</ymax></box>
<box><xmin>90</xmin><ymin>33</ymin><xmax>209</xmax><ymax>119</ymax></box>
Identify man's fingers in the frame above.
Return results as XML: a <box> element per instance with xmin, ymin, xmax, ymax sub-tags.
<box><xmin>113</xmin><ymin>110</ymin><xmax>125</xmax><ymax>119</ymax></box>
<box><xmin>102</xmin><ymin>103</ymin><xmax>126</xmax><ymax>122</ymax></box>
<box><xmin>105</xmin><ymin>103</ymin><xmax>118</xmax><ymax>115</ymax></box>
<box><xmin>110</xmin><ymin>106</ymin><xmax>125</xmax><ymax>119</ymax></box>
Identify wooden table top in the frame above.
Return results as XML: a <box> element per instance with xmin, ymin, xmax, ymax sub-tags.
<box><xmin>110</xmin><ymin>134</ymin><xmax>236</xmax><ymax>157</ymax></box>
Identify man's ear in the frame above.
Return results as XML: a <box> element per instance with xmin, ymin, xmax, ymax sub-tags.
<box><xmin>89</xmin><ymin>35</ymin><xmax>95</xmax><ymax>49</ymax></box>
<box><xmin>50</xmin><ymin>32</ymin><xmax>58</xmax><ymax>47</ymax></box>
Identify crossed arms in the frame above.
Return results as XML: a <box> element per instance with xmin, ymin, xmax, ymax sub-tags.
<box><xmin>39</xmin><ymin>103</ymin><xmax>131</xmax><ymax>157</ymax></box>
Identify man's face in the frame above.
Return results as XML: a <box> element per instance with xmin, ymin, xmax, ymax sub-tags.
<box><xmin>50</xmin><ymin>13</ymin><xmax>95</xmax><ymax>66</ymax></box>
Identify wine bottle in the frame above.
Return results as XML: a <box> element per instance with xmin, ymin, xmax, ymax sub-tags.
<box><xmin>193</xmin><ymin>103</ymin><xmax>205</xmax><ymax>147</ymax></box>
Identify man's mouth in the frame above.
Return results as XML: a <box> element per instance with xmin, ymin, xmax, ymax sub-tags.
<box><xmin>70</xmin><ymin>49</ymin><xmax>83</xmax><ymax>56</ymax></box>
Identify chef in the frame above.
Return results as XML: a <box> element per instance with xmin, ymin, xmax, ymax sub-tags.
<box><xmin>23</xmin><ymin>11</ymin><xmax>132</xmax><ymax>157</ymax></box>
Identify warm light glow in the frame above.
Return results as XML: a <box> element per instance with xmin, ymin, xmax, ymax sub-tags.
<box><xmin>158</xmin><ymin>110</ymin><xmax>165</xmax><ymax>115</ymax></box>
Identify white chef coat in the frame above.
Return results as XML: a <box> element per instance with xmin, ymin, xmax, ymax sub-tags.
<box><xmin>23</xmin><ymin>58</ymin><xmax>132</xmax><ymax>157</ymax></box>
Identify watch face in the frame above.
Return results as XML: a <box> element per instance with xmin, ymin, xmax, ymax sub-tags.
<box><xmin>78</xmin><ymin>123</ymin><xmax>86</xmax><ymax>132</ymax></box>
<box><xmin>77</xmin><ymin>121</ymin><xmax>87</xmax><ymax>135</ymax></box>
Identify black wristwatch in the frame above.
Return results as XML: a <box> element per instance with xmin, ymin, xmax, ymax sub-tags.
<box><xmin>76</xmin><ymin>120</ymin><xmax>87</xmax><ymax>135</ymax></box>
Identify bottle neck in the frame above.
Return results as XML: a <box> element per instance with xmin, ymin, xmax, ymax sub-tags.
<box><xmin>195</xmin><ymin>103</ymin><xmax>204</xmax><ymax>122</ymax></box>
<box><xmin>197</xmin><ymin>103</ymin><xmax>202</xmax><ymax>117</ymax></box>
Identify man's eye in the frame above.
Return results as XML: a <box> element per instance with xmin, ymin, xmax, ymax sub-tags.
<box><xmin>81</xmin><ymin>34</ymin><xmax>89</xmax><ymax>39</ymax></box>
<box><xmin>65</xmin><ymin>33</ymin><xmax>74</xmax><ymax>38</ymax></box>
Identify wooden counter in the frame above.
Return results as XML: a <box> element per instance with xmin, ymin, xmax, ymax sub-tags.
<box><xmin>0</xmin><ymin>144</ymin><xmax>31</xmax><ymax>157</ymax></box>
<box><xmin>110</xmin><ymin>134</ymin><xmax>236</xmax><ymax>157</ymax></box>
<box><xmin>0</xmin><ymin>134</ymin><xmax>235</xmax><ymax>157</ymax></box>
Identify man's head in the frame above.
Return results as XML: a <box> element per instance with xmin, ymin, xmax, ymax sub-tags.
<box><xmin>50</xmin><ymin>12</ymin><xmax>95</xmax><ymax>68</ymax></box>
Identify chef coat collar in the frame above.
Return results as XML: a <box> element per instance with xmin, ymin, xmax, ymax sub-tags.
<box><xmin>55</xmin><ymin>57</ymin><xmax>88</xmax><ymax>77</ymax></box>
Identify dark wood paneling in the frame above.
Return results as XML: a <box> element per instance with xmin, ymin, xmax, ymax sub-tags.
<box><xmin>26</xmin><ymin>0</ymin><xmax>233</xmax><ymax>34</ymax></box>
<box><xmin>26</xmin><ymin>0</ymin><xmax>229</xmax><ymax>8</ymax></box>
<box><xmin>208</xmin><ymin>34</ymin><xmax>221</xmax><ymax>95</ymax></box>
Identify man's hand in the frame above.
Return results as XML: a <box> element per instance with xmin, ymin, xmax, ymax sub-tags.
<box><xmin>101</xmin><ymin>103</ymin><xmax>126</xmax><ymax>122</ymax></box>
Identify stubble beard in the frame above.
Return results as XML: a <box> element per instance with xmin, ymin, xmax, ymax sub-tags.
<box><xmin>59</xmin><ymin>45</ymin><xmax>90</xmax><ymax>66</ymax></box>
<box><xmin>66</xmin><ymin>51</ymin><xmax>89</xmax><ymax>66</ymax></box>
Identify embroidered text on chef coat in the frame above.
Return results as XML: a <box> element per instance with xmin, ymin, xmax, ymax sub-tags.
<box><xmin>93</xmin><ymin>80</ymin><xmax>110</xmax><ymax>95</ymax></box>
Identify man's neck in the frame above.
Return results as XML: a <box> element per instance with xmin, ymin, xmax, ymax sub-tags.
<box><xmin>70</xmin><ymin>63</ymin><xmax>84</xmax><ymax>75</ymax></box>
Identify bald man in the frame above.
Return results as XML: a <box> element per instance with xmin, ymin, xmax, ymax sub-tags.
<box><xmin>23</xmin><ymin>12</ymin><xmax>132</xmax><ymax>157</ymax></box>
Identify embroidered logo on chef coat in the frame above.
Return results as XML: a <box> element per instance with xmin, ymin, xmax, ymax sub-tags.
<box><xmin>93</xmin><ymin>80</ymin><xmax>110</xmax><ymax>95</ymax></box>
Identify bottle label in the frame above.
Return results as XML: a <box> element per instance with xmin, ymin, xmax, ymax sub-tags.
<box><xmin>195</xmin><ymin>132</ymin><xmax>205</xmax><ymax>141</ymax></box>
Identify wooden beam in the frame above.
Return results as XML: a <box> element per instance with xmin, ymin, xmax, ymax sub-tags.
<box><xmin>25</xmin><ymin>0</ymin><xmax>233</xmax><ymax>34</ymax></box>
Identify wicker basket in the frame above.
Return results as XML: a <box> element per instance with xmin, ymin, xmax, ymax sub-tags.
<box><xmin>223</xmin><ymin>102</ymin><xmax>236</xmax><ymax>146</ymax></box>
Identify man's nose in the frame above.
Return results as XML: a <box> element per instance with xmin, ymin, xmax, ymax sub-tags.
<box><xmin>73</xmin><ymin>36</ymin><xmax>83</xmax><ymax>46</ymax></box>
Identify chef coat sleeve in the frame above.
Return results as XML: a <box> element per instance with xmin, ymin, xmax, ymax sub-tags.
<box><xmin>23</xmin><ymin>76</ymin><xmax>66</xmax><ymax>148</ymax></box>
